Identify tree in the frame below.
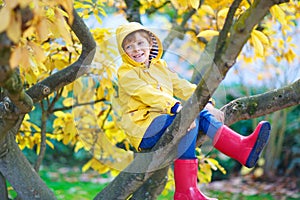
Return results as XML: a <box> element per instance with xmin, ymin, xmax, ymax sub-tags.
<box><xmin>0</xmin><ymin>0</ymin><xmax>299</xmax><ymax>199</ymax></box>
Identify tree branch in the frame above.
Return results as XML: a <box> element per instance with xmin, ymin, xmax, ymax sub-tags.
<box><xmin>221</xmin><ymin>79</ymin><xmax>300</xmax><ymax>125</ymax></box>
<box><xmin>214</xmin><ymin>0</ymin><xmax>280</xmax><ymax>70</ymax></box>
<box><xmin>214</xmin><ymin>0</ymin><xmax>243</xmax><ymax>61</ymax></box>
<box><xmin>124</xmin><ymin>0</ymin><xmax>142</xmax><ymax>23</ymax></box>
<box><xmin>34</xmin><ymin>101</ymin><xmax>48</xmax><ymax>172</ymax></box>
<box><xmin>0</xmin><ymin>126</ymin><xmax>57</xmax><ymax>200</ymax></box>
<box><xmin>162</xmin><ymin>9</ymin><xmax>196</xmax><ymax>51</ymax></box>
<box><xmin>130</xmin><ymin>166</ymin><xmax>169</xmax><ymax>199</ymax></box>
<box><xmin>26</xmin><ymin>9</ymin><xmax>96</xmax><ymax>103</ymax></box>
<box><xmin>0</xmin><ymin>172</ymin><xmax>8</xmax><ymax>200</ymax></box>
<box><xmin>145</xmin><ymin>1</ymin><xmax>171</xmax><ymax>15</ymax></box>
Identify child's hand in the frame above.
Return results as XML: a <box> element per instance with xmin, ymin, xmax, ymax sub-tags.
<box><xmin>205</xmin><ymin>103</ymin><xmax>225</xmax><ymax>123</ymax></box>
<box><xmin>188</xmin><ymin>120</ymin><xmax>196</xmax><ymax>132</ymax></box>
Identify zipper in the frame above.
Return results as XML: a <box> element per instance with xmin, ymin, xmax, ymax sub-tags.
<box><xmin>142</xmin><ymin>65</ymin><xmax>162</xmax><ymax>90</ymax></box>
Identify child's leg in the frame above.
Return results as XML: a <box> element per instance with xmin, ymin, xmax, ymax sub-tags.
<box><xmin>199</xmin><ymin>109</ymin><xmax>271</xmax><ymax>168</ymax></box>
<box><xmin>177</xmin><ymin>119</ymin><xmax>198</xmax><ymax>159</ymax></box>
<box><xmin>175</xmin><ymin>118</ymin><xmax>217</xmax><ymax>200</ymax></box>
<box><xmin>139</xmin><ymin>114</ymin><xmax>175</xmax><ymax>149</ymax></box>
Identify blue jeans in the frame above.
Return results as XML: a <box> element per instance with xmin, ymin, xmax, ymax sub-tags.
<box><xmin>139</xmin><ymin>109</ymin><xmax>223</xmax><ymax>159</ymax></box>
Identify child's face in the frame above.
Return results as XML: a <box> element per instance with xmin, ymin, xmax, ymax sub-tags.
<box><xmin>123</xmin><ymin>32</ymin><xmax>152</xmax><ymax>65</ymax></box>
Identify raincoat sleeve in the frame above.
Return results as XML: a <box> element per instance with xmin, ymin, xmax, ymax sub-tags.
<box><xmin>161</xmin><ymin>61</ymin><xmax>196</xmax><ymax>101</ymax></box>
<box><xmin>118</xmin><ymin>67</ymin><xmax>179</xmax><ymax>114</ymax></box>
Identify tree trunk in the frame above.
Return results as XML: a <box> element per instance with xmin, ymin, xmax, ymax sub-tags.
<box><xmin>131</xmin><ymin>166</ymin><xmax>169</xmax><ymax>199</ymax></box>
<box><xmin>0</xmin><ymin>171</ymin><xmax>8</xmax><ymax>200</ymax></box>
<box><xmin>0</xmin><ymin>131</ymin><xmax>56</xmax><ymax>200</ymax></box>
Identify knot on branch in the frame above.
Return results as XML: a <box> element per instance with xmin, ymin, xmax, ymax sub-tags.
<box><xmin>3</xmin><ymin>72</ymin><xmax>23</xmax><ymax>95</ymax></box>
<box><xmin>40</xmin><ymin>84</ymin><xmax>51</xmax><ymax>96</ymax></box>
<box><xmin>0</xmin><ymin>97</ymin><xmax>14</xmax><ymax>117</ymax></box>
<box><xmin>231</xmin><ymin>100</ymin><xmax>246</xmax><ymax>111</ymax></box>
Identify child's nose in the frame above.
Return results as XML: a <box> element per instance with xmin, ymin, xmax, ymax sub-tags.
<box><xmin>132</xmin><ymin>45</ymin><xmax>139</xmax><ymax>52</ymax></box>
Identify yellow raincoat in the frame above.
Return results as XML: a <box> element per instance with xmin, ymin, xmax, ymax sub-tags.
<box><xmin>116</xmin><ymin>22</ymin><xmax>196</xmax><ymax>150</ymax></box>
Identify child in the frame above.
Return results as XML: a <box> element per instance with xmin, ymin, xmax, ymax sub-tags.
<box><xmin>115</xmin><ymin>22</ymin><xmax>270</xmax><ymax>200</ymax></box>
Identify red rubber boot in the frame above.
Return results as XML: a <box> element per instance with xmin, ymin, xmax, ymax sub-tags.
<box><xmin>213</xmin><ymin>121</ymin><xmax>271</xmax><ymax>168</ymax></box>
<box><xmin>174</xmin><ymin>159</ymin><xmax>217</xmax><ymax>200</ymax></box>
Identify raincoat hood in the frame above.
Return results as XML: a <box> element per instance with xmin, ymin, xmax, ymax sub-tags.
<box><xmin>116</xmin><ymin>22</ymin><xmax>163</xmax><ymax>66</ymax></box>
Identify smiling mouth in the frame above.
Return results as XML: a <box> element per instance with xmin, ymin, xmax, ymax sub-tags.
<box><xmin>133</xmin><ymin>53</ymin><xmax>144</xmax><ymax>59</ymax></box>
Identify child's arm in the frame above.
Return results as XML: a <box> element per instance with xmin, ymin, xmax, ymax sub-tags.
<box><xmin>160</xmin><ymin>60</ymin><xmax>196</xmax><ymax>101</ymax></box>
<box><xmin>118</xmin><ymin>68</ymin><xmax>179</xmax><ymax>114</ymax></box>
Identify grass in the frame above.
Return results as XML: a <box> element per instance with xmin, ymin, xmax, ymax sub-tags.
<box><xmin>7</xmin><ymin>166</ymin><xmax>299</xmax><ymax>200</ymax></box>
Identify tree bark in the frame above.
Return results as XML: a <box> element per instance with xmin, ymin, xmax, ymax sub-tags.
<box><xmin>130</xmin><ymin>166</ymin><xmax>169</xmax><ymax>199</ymax></box>
<box><xmin>124</xmin><ymin>0</ymin><xmax>142</xmax><ymax>23</ymax></box>
<box><xmin>0</xmin><ymin>126</ymin><xmax>56</xmax><ymax>199</ymax></box>
<box><xmin>221</xmin><ymin>79</ymin><xmax>300</xmax><ymax>125</ymax></box>
<box><xmin>0</xmin><ymin>167</ymin><xmax>8</xmax><ymax>200</ymax></box>
<box><xmin>26</xmin><ymin>9</ymin><xmax>96</xmax><ymax>103</ymax></box>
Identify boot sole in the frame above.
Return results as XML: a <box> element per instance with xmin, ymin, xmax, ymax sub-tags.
<box><xmin>245</xmin><ymin>122</ymin><xmax>271</xmax><ymax>168</ymax></box>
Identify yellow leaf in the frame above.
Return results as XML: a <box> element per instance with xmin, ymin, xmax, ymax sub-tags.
<box><xmin>244</xmin><ymin>56</ymin><xmax>253</xmax><ymax>63</ymax></box>
<box><xmin>270</xmin><ymin>5</ymin><xmax>286</xmax><ymax>25</ymax></box>
<box><xmin>251</xmin><ymin>31</ymin><xmax>264</xmax><ymax>57</ymax></box>
<box><xmin>25</xmin><ymin>73</ymin><xmax>37</xmax><ymax>85</ymax></box>
<box><xmin>241</xmin><ymin>166</ymin><xmax>253</xmax><ymax>175</ymax></box>
<box><xmin>257</xmin><ymin>73</ymin><xmax>263</xmax><ymax>81</ymax></box>
<box><xmin>36</xmin><ymin>144</ymin><xmax>40</xmax><ymax>154</ymax></box>
<box><xmin>37</xmin><ymin>18</ymin><xmax>50</xmax><ymax>42</ymax></box>
<box><xmin>54</xmin><ymin>8</ymin><xmax>72</xmax><ymax>44</ymax></box>
<box><xmin>46</xmin><ymin>140</ymin><xmax>55</xmax><ymax>149</ymax></box>
<box><xmin>6</xmin><ymin>0</ymin><xmax>18</xmax><ymax>9</ymax></box>
<box><xmin>198</xmin><ymin>163</ymin><xmax>212</xmax><ymax>183</ymax></box>
<box><xmin>206</xmin><ymin>158</ymin><xmax>226</xmax><ymax>174</ymax></box>
<box><xmin>7</xmin><ymin>11</ymin><xmax>22</xmax><ymax>43</ymax></box>
<box><xmin>171</xmin><ymin>0</ymin><xmax>188</xmax><ymax>9</ymax></box>
<box><xmin>254</xmin><ymin>167</ymin><xmax>264</xmax><ymax>178</ymax></box>
<box><xmin>170</xmin><ymin>0</ymin><xmax>180</xmax><ymax>9</ymax></box>
<box><xmin>217</xmin><ymin>8</ymin><xmax>229</xmax><ymax>19</ymax></box>
<box><xmin>59</xmin><ymin>0</ymin><xmax>74</xmax><ymax>24</ymax></box>
<box><xmin>252</xmin><ymin>30</ymin><xmax>270</xmax><ymax>45</ymax></box>
<box><xmin>54</xmin><ymin>111</ymin><xmax>66</xmax><ymax>117</ymax></box>
<box><xmin>0</xmin><ymin>7</ymin><xmax>11</xmax><ymax>33</ymax></box>
<box><xmin>284</xmin><ymin>49</ymin><xmax>296</xmax><ymax>63</ymax></box>
<box><xmin>94</xmin><ymin>14</ymin><xmax>102</xmax><ymax>24</ymax></box>
<box><xmin>19</xmin><ymin>0</ymin><xmax>31</xmax><ymax>8</ymax></box>
<box><xmin>74</xmin><ymin>141</ymin><xmax>84</xmax><ymax>152</ymax></box>
<box><xmin>30</xmin><ymin>60</ymin><xmax>40</xmax><ymax>76</ymax></box>
<box><xmin>62</xmin><ymin>134</ymin><xmax>71</xmax><ymax>145</ymax></box>
<box><xmin>200</xmin><ymin>5</ymin><xmax>214</xmax><ymax>16</ymax></box>
<box><xmin>110</xmin><ymin>169</ymin><xmax>120</xmax><ymax>177</ymax></box>
<box><xmin>46</xmin><ymin>7</ymin><xmax>56</xmax><ymax>22</ymax></box>
<box><xmin>63</xmin><ymin>97</ymin><xmax>74</xmax><ymax>107</ymax></box>
<box><xmin>15</xmin><ymin>46</ymin><xmax>32</xmax><ymax>70</ymax></box>
<box><xmin>10</xmin><ymin>46</ymin><xmax>22</xmax><ymax>69</ymax></box>
<box><xmin>28</xmin><ymin>42</ymin><xmax>47</xmax><ymax>63</ymax></box>
<box><xmin>189</xmin><ymin>0</ymin><xmax>199</xmax><ymax>9</ymax></box>
<box><xmin>82</xmin><ymin>159</ymin><xmax>93</xmax><ymax>172</ymax></box>
<box><xmin>61</xmin><ymin>86</ymin><xmax>69</xmax><ymax>98</ymax></box>
<box><xmin>197</xmin><ymin>30</ymin><xmax>219</xmax><ymax>38</ymax></box>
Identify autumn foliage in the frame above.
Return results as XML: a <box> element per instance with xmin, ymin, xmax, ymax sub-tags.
<box><xmin>0</xmin><ymin>0</ymin><xmax>299</xmax><ymax>199</ymax></box>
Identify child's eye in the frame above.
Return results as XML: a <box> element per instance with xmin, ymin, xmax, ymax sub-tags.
<box><xmin>138</xmin><ymin>41</ymin><xmax>144</xmax><ymax>45</ymax></box>
<box><xmin>125</xmin><ymin>45</ymin><xmax>132</xmax><ymax>50</ymax></box>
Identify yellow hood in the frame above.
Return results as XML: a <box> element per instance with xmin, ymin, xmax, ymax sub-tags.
<box><xmin>116</xmin><ymin>22</ymin><xmax>163</xmax><ymax>66</ymax></box>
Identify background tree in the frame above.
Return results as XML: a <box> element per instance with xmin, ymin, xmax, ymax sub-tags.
<box><xmin>0</xmin><ymin>0</ymin><xmax>299</xmax><ymax>199</ymax></box>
